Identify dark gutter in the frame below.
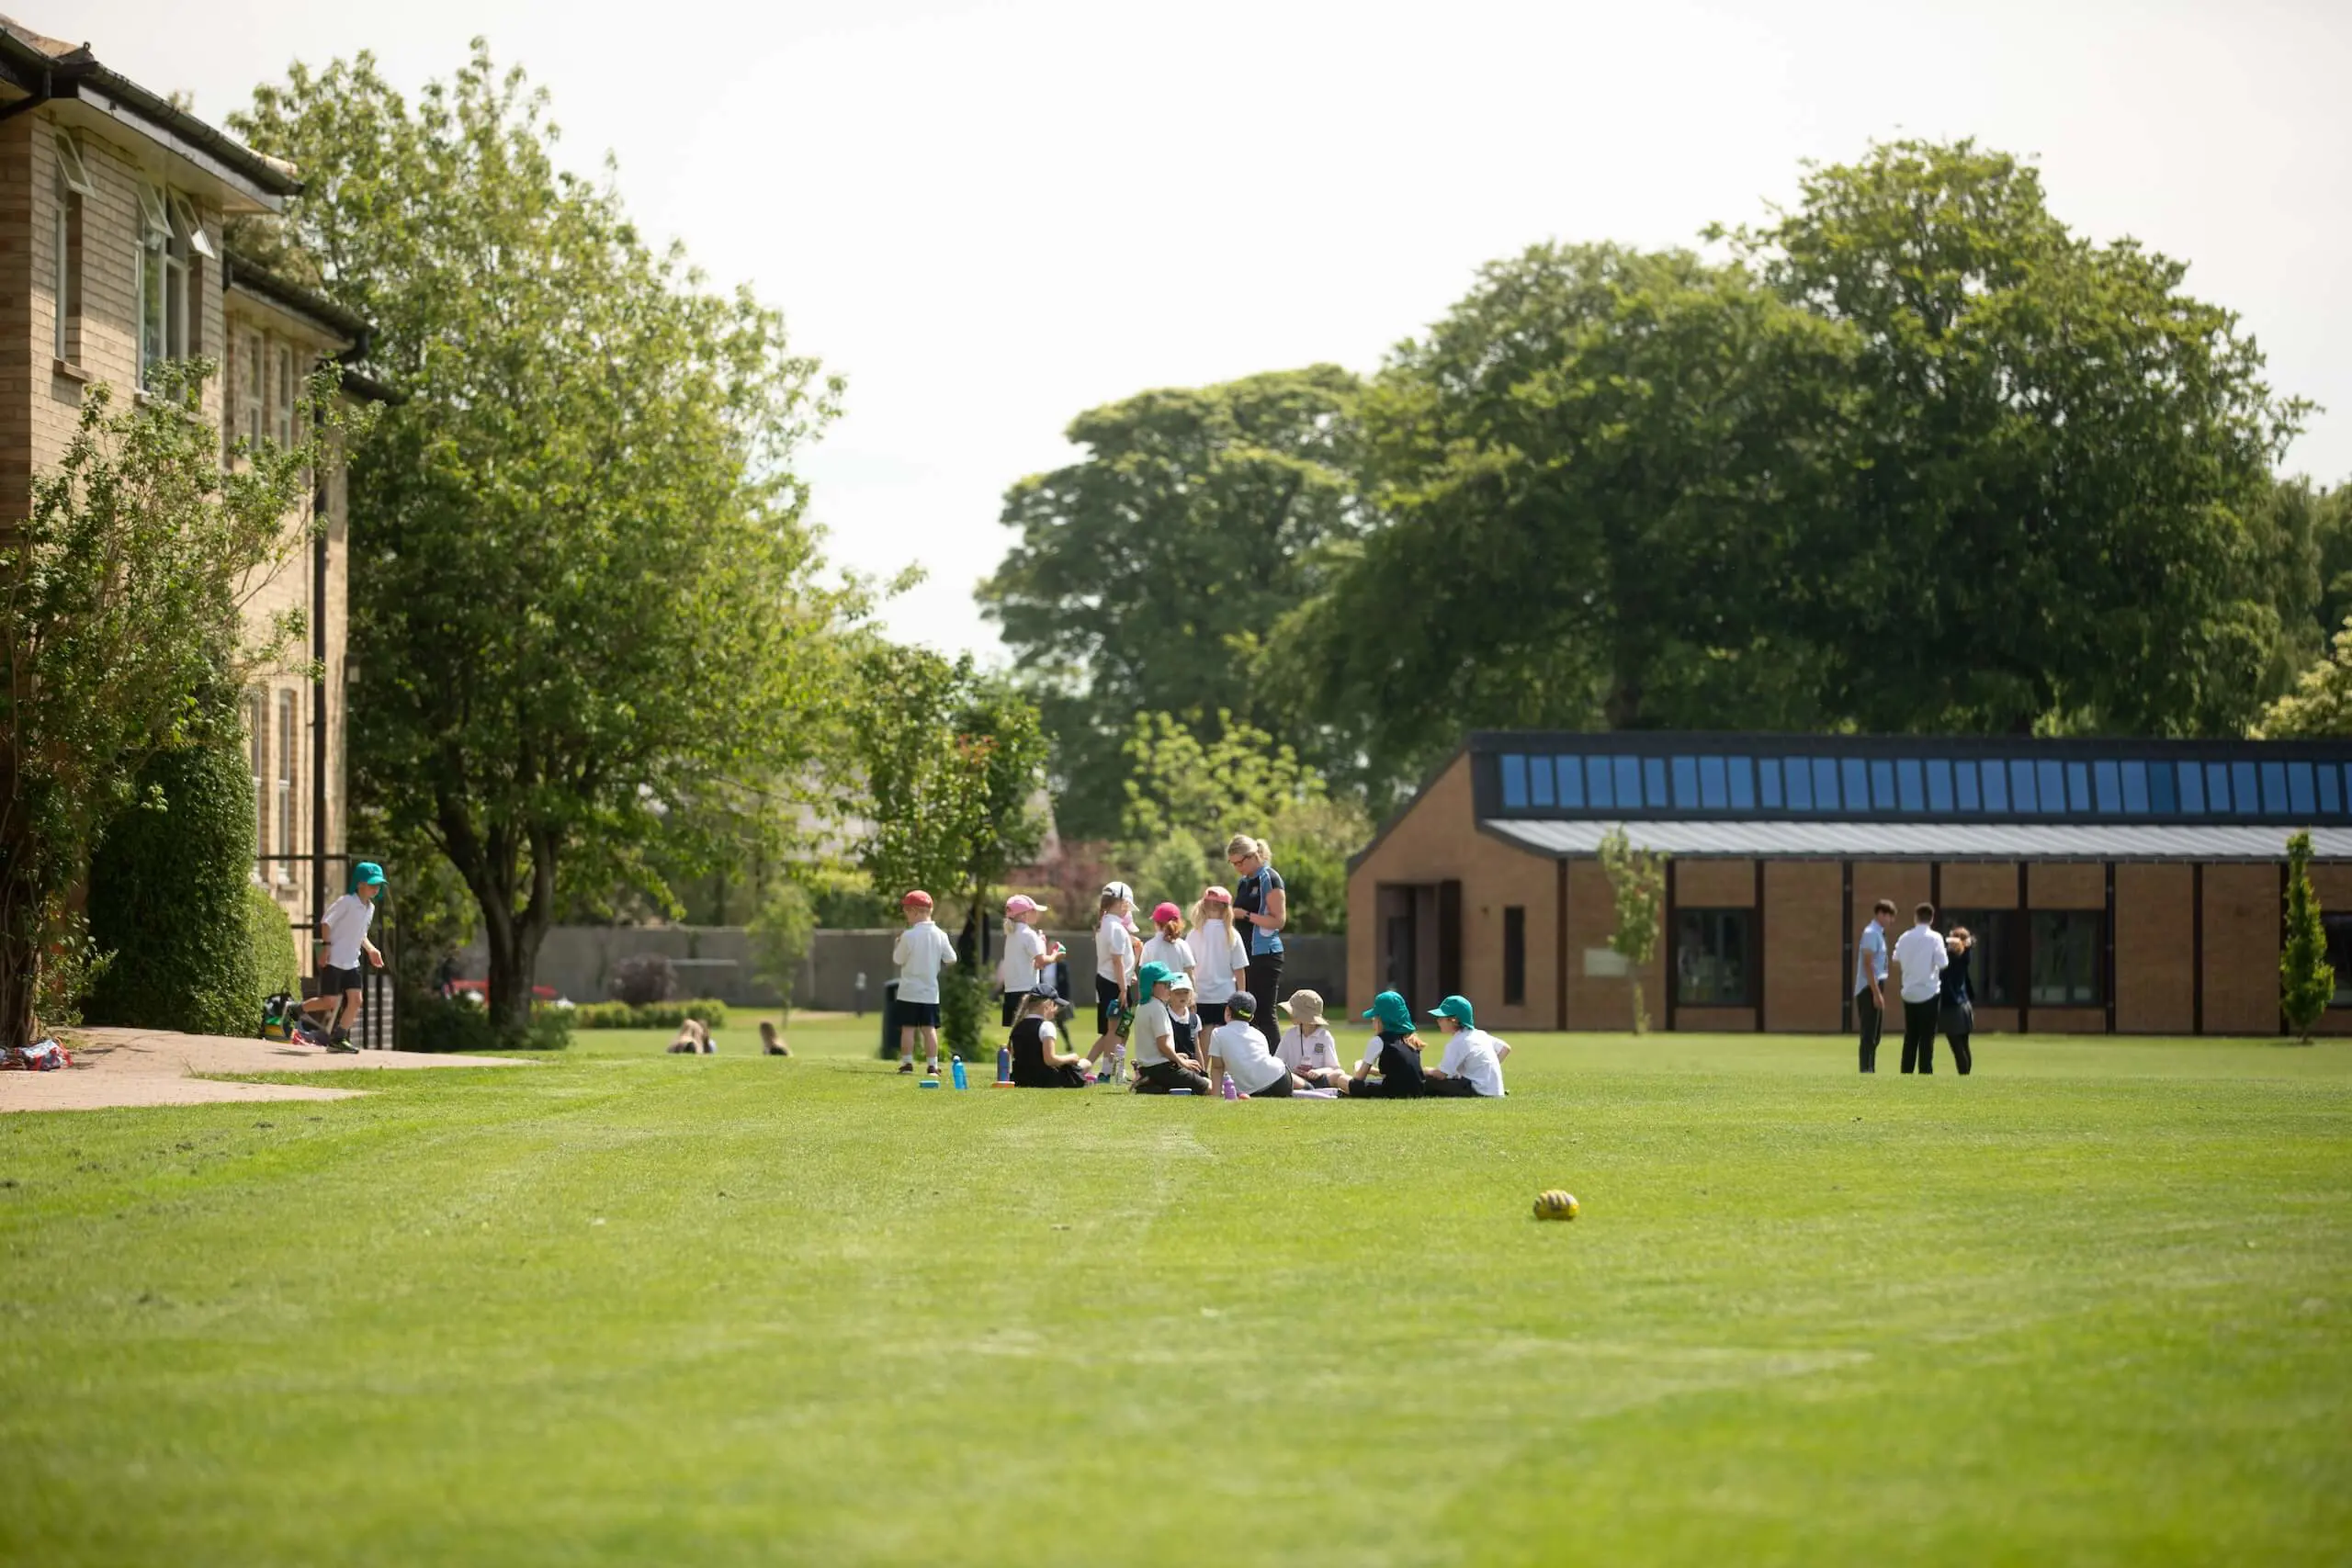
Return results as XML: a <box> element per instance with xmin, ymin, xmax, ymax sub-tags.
<box><xmin>223</xmin><ymin>252</ymin><xmax>372</xmax><ymax>342</ymax></box>
<box><xmin>0</xmin><ymin>27</ymin><xmax>300</xmax><ymax>202</ymax></box>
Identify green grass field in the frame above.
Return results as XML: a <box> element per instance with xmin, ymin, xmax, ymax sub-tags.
<box><xmin>5</xmin><ymin>1017</ymin><xmax>2348</xmax><ymax>1566</ymax></box>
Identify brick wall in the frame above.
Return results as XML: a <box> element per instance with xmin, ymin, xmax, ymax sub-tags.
<box><xmin>2030</xmin><ymin>862</ymin><xmax>2105</xmax><ymax>908</ymax></box>
<box><xmin>2115</xmin><ymin>863</ymin><xmax>2192</xmax><ymax>1033</ymax></box>
<box><xmin>1346</xmin><ymin>755</ymin><xmax>1559</xmax><ymax>1032</ymax></box>
<box><xmin>1762</xmin><ymin>860</ymin><xmax>1841</xmax><ymax>1031</ymax></box>
<box><xmin>2202</xmin><ymin>863</ymin><xmax>2279</xmax><ymax>1035</ymax></box>
<box><xmin>1566</xmin><ymin>858</ymin><xmax>1664</xmax><ymax>1031</ymax></box>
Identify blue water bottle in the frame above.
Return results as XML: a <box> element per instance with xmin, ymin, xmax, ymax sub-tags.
<box><xmin>996</xmin><ymin>1044</ymin><xmax>1012</xmax><ymax>1083</ymax></box>
<box><xmin>951</xmin><ymin>1055</ymin><xmax>968</xmax><ymax>1090</ymax></box>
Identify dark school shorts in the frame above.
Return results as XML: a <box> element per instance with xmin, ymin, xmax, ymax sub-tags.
<box><xmin>1095</xmin><ymin>975</ymin><xmax>1124</xmax><ymax>1037</ymax></box>
<box><xmin>321</xmin><ymin>964</ymin><xmax>365</xmax><ymax>995</ymax></box>
<box><xmin>897</xmin><ymin>1000</ymin><xmax>942</xmax><ymax>1030</ymax></box>
<box><xmin>1195</xmin><ymin>1001</ymin><xmax>1229</xmax><ymax>1027</ymax></box>
<box><xmin>1246</xmin><ymin>1068</ymin><xmax>1295</xmax><ymax>1098</ymax></box>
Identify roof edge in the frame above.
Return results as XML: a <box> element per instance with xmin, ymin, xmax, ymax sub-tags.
<box><xmin>1346</xmin><ymin>741</ymin><xmax>1469</xmax><ymax>874</ymax></box>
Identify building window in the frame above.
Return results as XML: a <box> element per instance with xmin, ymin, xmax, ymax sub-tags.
<box><xmin>275</xmin><ymin>688</ymin><xmax>299</xmax><ymax>874</ymax></box>
<box><xmin>1503</xmin><ymin>907</ymin><xmax>1526</xmax><ymax>1007</ymax></box>
<box><xmin>2030</xmin><ymin>912</ymin><xmax>2103</xmax><ymax>1007</ymax></box>
<box><xmin>51</xmin><ymin>133</ymin><xmax>90</xmax><ymax>364</ymax></box>
<box><xmin>1943</xmin><ymin>909</ymin><xmax>2018</xmax><ymax>1007</ymax></box>
<box><xmin>136</xmin><ymin>184</ymin><xmax>192</xmax><ymax>388</ymax></box>
<box><xmin>1674</xmin><ymin>908</ymin><xmax>1753</xmax><ymax>1006</ymax></box>
<box><xmin>247</xmin><ymin>689</ymin><xmax>268</xmax><ymax>876</ymax></box>
<box><xmin>244</xmin><ymin>331</ymin><xmax>266</xmax><ymax>448</ymax></box>
<box><xmin>2325</xmin><ymin>915</ymin><xmax>2352</xmax><ymax>1008</ymax></box>
<box><xmin>275</xmin><ymin>344</ymin><xmax>297</xmax><ymax>447</ymax></box>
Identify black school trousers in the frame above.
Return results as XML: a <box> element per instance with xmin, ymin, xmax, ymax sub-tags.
<box><xmin>1856</xmin><ymin>989</ymin><xmax>1883</xmax><ymax>1073</ymax></box>
<box><xmin>1901</xmin><ymin>998</ymin><xmax>1939</xmax><ymax>1075</ymax></box>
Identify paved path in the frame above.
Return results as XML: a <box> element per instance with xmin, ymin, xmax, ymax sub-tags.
<box><xmin>1</xmin><ymin>1027</ymin><xmax>532</xmax><ymax>1113</ymax></box>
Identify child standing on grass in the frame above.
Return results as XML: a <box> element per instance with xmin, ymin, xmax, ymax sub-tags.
<box><xmin>1346</xmin><ymin>990</ymin><xmax>1430</xmax><ymax>1099</ymax></box>
<box><xmin>311</xmin><ymin>862</ymin><xmax>388</xmax><ymax>1053</ymax></box>
<box><xmin>996</xmin><ymin>894</ymin><xmax>1064</xmax><ymax>1028</ymax></box>
<box><xmin>1141</xmin><ymin>903</ymin><xmax>1196</xmax><ymax>992</ymax></box>
<box><xmin>1127</xmin><ymin>961</ymin><xmax>1209</xmax><ymax>1095</ymax></box>
<box><xmin>1186</xmin><ymin>886</ymin><xmax>1248</xmax><ymax>1027</ymax></box>
<box><xmin>1008</xmin><ymin>988</ymin><xmax>1090</xmax><ymax>1088</ymax></box>
<box><xmin>1274</xmin><ymin>989</ymin><xmax>1349</xmax><ymax>1089</ymax></box>
<box><xmin>1422</xmin><ymin>995</ymin><xmax>1509</xmax><ymax>1097</ymax></box>
<box><xmin>1087</xmin><ymin>882</ymin><xmax>1137</xmax><ymax>1080</ymax></box>
<box><xmin>892</xmin><ymin>889</ymin><xmax>955</xmax><ymax>1077</ymax></box>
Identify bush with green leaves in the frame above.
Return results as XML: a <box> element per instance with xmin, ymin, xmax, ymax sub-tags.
<box><xmin>748</xmin><ymin>879</ymin><xmax>815</xmax><ymax>1016</ymax></box>
<box><xmin>246</xmin><ymin>883</ymin><xmax>302</xmax><ymax>1001</ymax></box>
<box><xmin>570</xmin><ymin>998</ymin><xmax>729</xmax><ymax>1030</ymax></box>
<box><xmin>404</xmin><ymin>992</ymin><xmax>500</xmax><ymax>1054</ymax></box>
<box><xmin>84</xmin><ymin>741</ymin><xmax>266</xmax><ymax>1037</ymax></box>
<box><xmin>941</xmin><ymin>965</ymin><xmax>989</xmax><ymax>1061</ymax></box>
<box><xmin>608</xmin><ymin>953</ymin><xmax>677</xmax><ymax>1006</ymax></box>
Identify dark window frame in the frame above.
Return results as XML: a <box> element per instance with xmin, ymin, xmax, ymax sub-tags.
<box><xmin>1673</xmin><ymin>907</ymin><xmax>1756</xmax><ymax>1008</ymax></box>
<box><xmin>1502</xmin><ymin>906</ymin><xmax>1527</xmax><ymax>1007</ymax></box>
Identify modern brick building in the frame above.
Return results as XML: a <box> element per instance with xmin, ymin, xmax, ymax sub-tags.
<box><xmin>1</xmin><ymin>17</ymin><xmax>383</xmax><ymax>983</ymax></box>
<box><xmin>1348</xmin><ymin>733</ymin><xmax>2352</xmax><ymax>1037</ymax></box>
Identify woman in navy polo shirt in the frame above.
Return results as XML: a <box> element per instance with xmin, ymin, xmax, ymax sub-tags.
<box><xmin>1226</xmin><ymin>834</ymin><xmax>1287</xmax><ymax>1049</ymax></box>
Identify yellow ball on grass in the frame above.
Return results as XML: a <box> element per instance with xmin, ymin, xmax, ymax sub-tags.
<box><xmin>1533</xmin><ymin>1190</ymin><xmax>1579</xmax><ymax>1221</ymax></box>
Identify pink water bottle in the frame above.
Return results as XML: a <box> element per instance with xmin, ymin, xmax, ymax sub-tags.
<box><xmin>1221</xmin><ymin>1072</ymin><xmax>1238</xmax><ymax>1100</ymax></box>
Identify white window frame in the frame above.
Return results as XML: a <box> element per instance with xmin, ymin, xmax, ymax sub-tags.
<box><xmin>275</xmin><ymin>688</ymin><xmax>298</xmax><ymax>875</ymax></box>
<box><xmin>172</xmin><ymin>194</ymin><xmax>217</xmax><ymax>260</ymax></box>
<box><xmin>243</xmin><ymin>330</ymin><xmax>266</xmax><ymax>449</ymax></box>
<box><xmin>248</xmin><ymin>690</ymin><xmax>269</xmax><ymax>878</ymax></box>
<box><xmin>136</xmin><ymin>184</ymin><xmax>177</xmax><ymax>387</ymax></box>
<box><xmin>275</xmin><ymin>344</ymin><xmax>296</xmax><ymax>447</ymax></box>
<box><xmin>51</xmin><ymin>134</ymin><xmax>90</xmax><ymax>366</ymax></box>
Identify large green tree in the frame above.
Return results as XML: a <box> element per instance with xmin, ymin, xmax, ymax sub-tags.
<box><xmin>0</xmin><ymin>366</ymin><xmax>340</xmax><ymax>1048</ymax></box>
<box><xmin>978</xmin><ymin>366</ymin><xmax>1366</xmax><ymax>837</ymax></box>
<box><xmin>232</xmin><ymin>48</ymin><xmax>848</xmax><ymax>1034</ymax></box>
<box><xmin>1730</xmin><ymin>138</ymin><xmax>2303</xmax><ymax>735</ymax></box>
<box><xmin>1286</xmin><ymin>243</ymin><xmax>1854</xmax><ymax>790</ymax></box>
<box><xmin>841</xmin><ymin>645</ymin><xmax>1048</xmax><ymax>966</ymax></box>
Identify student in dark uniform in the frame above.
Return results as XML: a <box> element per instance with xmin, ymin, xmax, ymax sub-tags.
<box><xmin>1008</xmin><ymin>989</ymin><xmax>1089</xmax><ymax>1088</ymax></box>
<box><xmin>1345</xmin><ymin>990</ymin><xmax>1430</xmax><ymax>1099</ymax></box>
<box><xmin>1939</xmin><ymin>927</ymin><xmax>1976</xmax><ymax>1077</ymax></box>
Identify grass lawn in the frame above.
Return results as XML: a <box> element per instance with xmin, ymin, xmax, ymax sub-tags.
<box><xmin>4</xmin><ymin>1016</ymin><xmax>2348</xmax><ymax>1565</ymax></box>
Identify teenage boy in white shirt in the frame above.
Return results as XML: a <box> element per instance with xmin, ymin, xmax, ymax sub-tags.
<box><xmin>1423</xmin><ymin>995</ymin><xmax>1510</xmax><ymax>1098</ymax></box>
<box><xmin>891</xmin><ymin>890</ymin><xmax>956</xmax><ymax>1077</ymax></box>
<box><xmin>1855</xmin><ymin>897</ymin><xmax>1894</xmax><ymax>1074</ymax></box>
<box><xmin>1892</xmin><ymin>900</ymin><xmax>1949</xmax><ymax>1076</ymax></box>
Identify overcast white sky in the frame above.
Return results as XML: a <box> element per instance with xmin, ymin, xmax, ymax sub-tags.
<box><xmin>57</xmin><ymin>0</ymin><xmax>2352</xmax><ymax>658</ymax></box>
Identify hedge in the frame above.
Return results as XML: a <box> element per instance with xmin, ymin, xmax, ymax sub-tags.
<box><xmin>570</xmin><ymin>998</ymin><xmax>729</xmax><ymax>1030</ymax></box>
<box><xmin>247</xmin><ymin>882</ymin><xmax>302</xmax><ymax>1000</ymax></box>
<box><xmin>85</xmin><ymin>742</ymin><xmax>266</xmax><ymax>1037</ymax></box>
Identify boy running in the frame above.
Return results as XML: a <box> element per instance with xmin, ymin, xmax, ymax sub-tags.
<box><xmin>311</xmin><ymin>862</ymin><xmax>387</xmax><ymax>1053</ymax></box>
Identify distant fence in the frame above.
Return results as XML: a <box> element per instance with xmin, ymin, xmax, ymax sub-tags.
<box><xmin>458</xmin><ymin>926</ymin><xmax>1348</xmax><ymax>1014</ymax></box>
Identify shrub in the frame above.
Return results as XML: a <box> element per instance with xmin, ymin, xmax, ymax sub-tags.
<box><xmin>84</xmin><ymin>741</ymin><xmax>265</xmax><ymax>1037</ymax></box>
<box><xmin>520</xmin><ymin>1003</ymin><xmax>573</xmax><ymax>1051</ymax></box>
<box><xmin>404</xmin><ymin>991</ymin><xmax>500</xmax><ymax>1054</ymax></box>
<box><xmin>246</xmin><ymin>883</ymin><xmax>302</xmax><ymax>1001</ymax></box>
<box><xmin>608</xmin><ymin>952</ymin><xmax>676</xmax><ymax>1006</ymax></box>
<box><xmin>941</xmin><ymin>965</ymin><xmax>988</xmax><ymax>1060</ymax></box>
<box><xmin>570</xmin><ymin>998</ymin><xmax>729</xmax><ymax>1030</ymax></box>
<box><xmin>748</xmin><ymin>879</ymin><xmax>815</xmax><ymax>1017</ymax></box>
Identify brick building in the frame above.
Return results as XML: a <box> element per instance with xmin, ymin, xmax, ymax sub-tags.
<box><xmin>1</xmin><ymin>17</ymin><xmax>383</xmax><ymax>978</ymax></box>
<box><xmin>1348</xmin><ymin>733</ymin><xmax>2352</xmax><ymax>1037</ymax></box>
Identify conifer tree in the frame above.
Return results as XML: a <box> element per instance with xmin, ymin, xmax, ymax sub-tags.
<box><xmin>2280</xmin><ymin>829</ymin><xmax>2334</xmax><ymax>1043</ymax></box>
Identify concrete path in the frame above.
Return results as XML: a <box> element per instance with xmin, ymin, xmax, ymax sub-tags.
<box><xmin>0</xmin><ymin>1027</ymin><xmax>532</xmax><ymax>1113</ymax></box>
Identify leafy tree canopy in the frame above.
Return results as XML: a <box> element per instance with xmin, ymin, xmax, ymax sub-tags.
<box><xmin>978</xmin><ymin>366</ymin><xmax>1367</xmax><ymax>837</ymax></box>
<box><xmin>231</xmin><ymin>45</ymin><xmax>851</xmax><ymax>1032</ymax></box>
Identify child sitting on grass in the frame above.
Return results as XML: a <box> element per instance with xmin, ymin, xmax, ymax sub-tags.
<box><xmin>1008</xmin><ymin>988</ymin><xmax>1090</xmax><ymax>1088</ymax></box>
<box><xmin>759</xmin><ymin>1021</ymin><xmax>790</xmax><ymax>1057</ymax></box>
<box><xmin>1167</xmin><ymin>972</ymin><xmax>1201</xmax><ymax>1067</ymax></box>
<box><xmin>1274</xmin><ymin>989</ymin><xmax>1349</xmax><ymax>1089</ymax></box>
<box><xmin>1205</xmin><ymin>990</ymin><xmax>1305</xmax><ymax>1098</ymax></box>
<box><xmin>1422</xmin><ymin>995</ymin><xmax>1508</xmax><ymax>1097</ymax></box>
<box><xmin>667</xmin><ymin>1019</ymin><xmax>713</xmax><ymax>1055</ymax></box>
<box><xmin>1127</xmin><ymin>962</ymin><xmax>1210</xmax><ymax>1095</ymax></box>
<box><xmin>1346</xmin><ymin>990</ymin><xmax>1430</xmax><ymax>1099</ymax></box>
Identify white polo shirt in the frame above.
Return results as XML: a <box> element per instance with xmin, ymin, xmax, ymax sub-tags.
<box><xmin>1096</xmin><ymin>916</ymin><xmax>1135</xmax><ymax>985</ymax></box>
<box><xmin>1130</xmin><ymin>998</ymin><xmax>1177</xmax><ymax>1066</ymax></box>
<box><xmin>998</xmin><ymin>922</ymin><xmax>1046</xmax><ymax>992</ymax></box>
<box><xmin>892</xmin><ymin>919</ymin><xmax>956</xmax><ymax>1004</ymax></box>
<box><xmin>1893</xmin><ymin>922</ymin><xmax>1948</xmax><ymax>1005</ymax></box>
<box><xmin>1191</xmin><ymin>919</ymin><xmax>1244</xmax><ymax>1003</ymax></box>
<box><xmin>1208</xmin><ymin>1019</ymin><xmax>1287</xmax><ymax>1095</ymax></box>
<box><xmin>1436</xmin><ymin>1027</ymin><xmax>1508</xmax><ymax>1097</ymax></box>
<box><xmin>1141</xmin><ymin>933</ymin><xmax>1195</xmax><ymax>976</ymax></box>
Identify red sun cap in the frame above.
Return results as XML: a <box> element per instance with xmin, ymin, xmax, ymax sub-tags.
<box><xmin>1151</xmin><ymin>901</ymin><xmax>1182</xmax><ymax>925</ymax></box>
<box><xmin>901</xmin><ymin>889</ymin><xmax>933</xmax><ymax>908</ymax></box>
